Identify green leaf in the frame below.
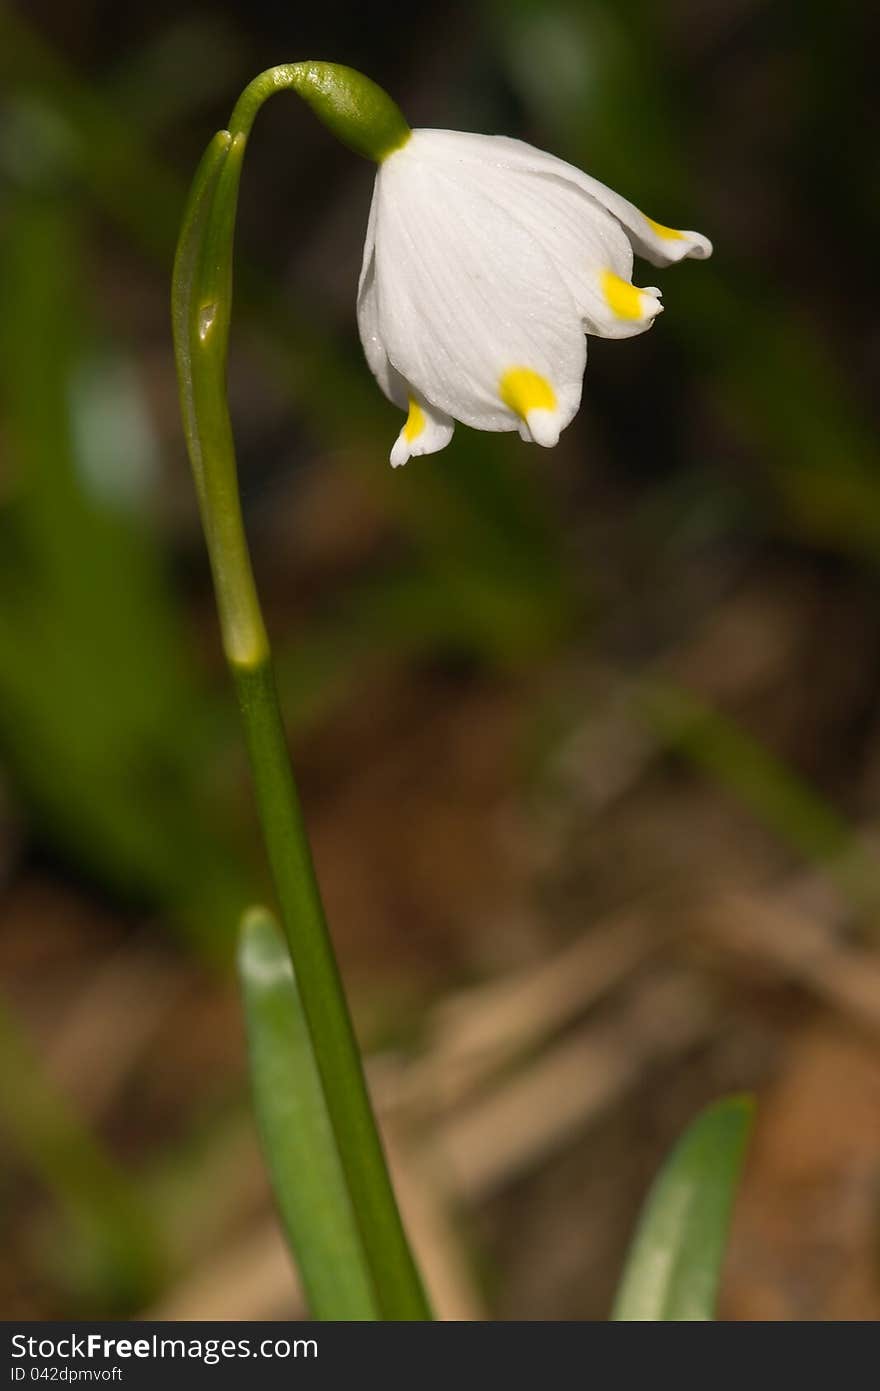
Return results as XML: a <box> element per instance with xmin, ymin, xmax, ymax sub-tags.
<box><xmin>238</xmin><ymin>907</ymin><xmax>379</xmax><ymax>1320</ymax></box>
<box><xmin>612</xmin><ymin>1095</ymin><xmax>754</xmax><ymax>1321</ymax></box>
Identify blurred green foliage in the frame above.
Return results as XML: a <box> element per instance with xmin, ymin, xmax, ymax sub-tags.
<box><xmin>0</xmin><ymin>999</ymin><xmax>165</xmax><ymax>1311</ymax></box>
<box><xmin>0</xmin><ymin>189</ymin><xmax>250</xmax><ymax>950</ymax></box>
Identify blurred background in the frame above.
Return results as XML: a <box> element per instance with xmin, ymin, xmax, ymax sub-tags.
<box><xmin>1</xmin><ymin>0</ymin><xmax>879</xmax><ymax>1320</ymax></box>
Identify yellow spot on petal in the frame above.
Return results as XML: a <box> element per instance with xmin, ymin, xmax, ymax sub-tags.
<box><xmin>601</xmin><ymin>270</ymin><xmax>646</xmax><ymax>321</ymax></box>
<box><xmin>403</xmin><ymin>397</ymin><xmax>426</xmax><ymax>442</ymax></box>
<box><xmin>644</xmin><ymin>215</ymin><xmax>685</xmax><ymax>241</ymax></box>
<box><xmin>499</xmin><ymin>367</ymin><xmax>557</xmax><ymax>420</ymax></box>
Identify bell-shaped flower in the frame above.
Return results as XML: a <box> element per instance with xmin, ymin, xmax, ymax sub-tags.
<box><xmin>357</xmin><ymin>129</ymin><xmax>712</xmax><ymax>466</ymax></box>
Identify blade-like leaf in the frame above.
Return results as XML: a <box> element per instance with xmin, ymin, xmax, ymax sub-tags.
<box><xmin>238</xmin><ymin>906</ymin><xmax>379</xmax><ymax>1320</ymax></box>
<box><xmin>612</xmin><ymin>1094</ymin><xmax>754</xmax><ymax>1321</ymax></box>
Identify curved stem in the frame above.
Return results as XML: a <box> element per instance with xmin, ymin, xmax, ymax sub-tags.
<box><xmin>229</xmin><ymin>62</ymin><xmax>411</xmax><ymax>159</ymax></box>
<box><xmin>171</xmin><ymin>71</ymin><xmax>428</xmax><ymax>1319</ymax></box>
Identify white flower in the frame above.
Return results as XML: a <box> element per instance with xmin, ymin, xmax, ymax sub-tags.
<box><xmin>357</xmin><ymin>129</ymin><xmax>712</xmax><ymax>467</ymax></box>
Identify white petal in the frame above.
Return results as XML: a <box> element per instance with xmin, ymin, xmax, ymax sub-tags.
<box><xmin>411</xmin><ymin>130</ymin><xmax>712</xmax><ymax>268</ymax></box>
<box><xmin>373</xmin><ymin>136</ymin><xmax>585</xmax><ymax>443</ymax></box>
<box><xmin>389</xmin><ymin>393</ymin><xmax>454</xmax><ymax>467</ymax></box>
<box><xmin>572</xmin><ymin>187</ymin><xmax>713</xmax><ymax>269</ymax></box>
<box><xmin>357</xmin><ymin>181</ymin><xmax>408</xmax><ymax>408</ymax></box>
<box><xmin>416</xmin><ymin>138</ymin><xmax>664</xmax><ymax>340</ymax></box>
<box><xmin>359</xmin><ymin>183</ymin><xmax>455</xmax><ymax>464</ymax></box>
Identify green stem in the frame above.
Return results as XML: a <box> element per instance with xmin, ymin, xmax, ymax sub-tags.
<box><xmin>227</xmin><ymin>62</ymin><xmax>411</xmax><ymax>160</ymax></box>
<box><xmin>234</xmin><ymin>661</ymin><xmax>429</xmax><ymax>1320</ymax></box>
<box><xmin>171</xmin><ymin>69</ymin><xmax>428</xmax><ymax>1319</ymax></box>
